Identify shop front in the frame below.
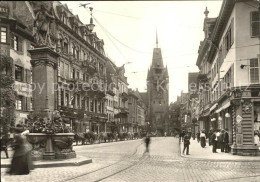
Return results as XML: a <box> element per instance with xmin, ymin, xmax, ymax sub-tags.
<box><xmin>230</xmin><ymin>89</ymin><xmax>260</xmax><ymax>156</ymax></box>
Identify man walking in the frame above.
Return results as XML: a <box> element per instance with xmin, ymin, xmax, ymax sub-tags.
<box><xmin>211</xmin><ymin>130</ymin><xmax>217</xmax><ymax>153</ymax></box>
<box><xmin>143</xmin><ymin>134</ymin><xmax>151</xmax><ymax>156</ymax></box>
<box><xmin>220</xmin><ymin>129</ymin><xmax>225</xmax><ymax>152</ymax></box>
<box><xmin>224</xmin><ymin>129</ymin><xmax>229</xmax><ymax>153</ymax></box>
<box><xmin>183</xmin><ymin>132</ymin><xmax>190</xmax><ymax>155</ymax></box>
<box><xmin>208</xmin><ymin>129</ymin><xmax>213</xmax><ymax>146</ymax></box>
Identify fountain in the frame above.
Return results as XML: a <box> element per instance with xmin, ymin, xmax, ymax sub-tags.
<box><xmin>26</xmin><ymin>110</ymin><xmax>76</xmax><ymax>161</ymax></box>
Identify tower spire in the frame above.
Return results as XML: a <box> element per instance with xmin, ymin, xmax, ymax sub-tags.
<box><xmin>156</xmin><ymin>28</ymin><xmax>158</xmax><ymax>48</ymax></box>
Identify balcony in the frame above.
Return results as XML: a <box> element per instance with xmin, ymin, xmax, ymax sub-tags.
<box><xmin>107</xmin><ymin>89</ymin><xmax>116</xmax><ymax>96</ymax></box>
<box><xmin>121</xmin><ymin>92</ymin><xmax>128</xmax><ymax>101</ymax></box>
<box><xmin>82</xmin><ymin>61</ymin><xmax>97</xmax><ymax>75</ymax></box>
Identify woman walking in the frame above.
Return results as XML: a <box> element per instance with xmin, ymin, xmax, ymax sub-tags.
<box><xmin>200</xmin><ymin>130</ymin><xmax>206</xmax><ymax>148</ymax></box>
<box><xmin>7</xmin><ymin>125</ymin><xmax>33</xmax><ymax>175</ymax></box>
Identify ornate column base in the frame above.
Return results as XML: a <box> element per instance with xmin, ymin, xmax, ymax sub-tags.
<box><xmin>231</xmin><ymin>145</ymin><xmax>260</xmax><ymax>156</ymax></box>
<box><xmin>43</xmin><ymin>136</ymin><xmax>55</xmax><ymax>160</ymax></box>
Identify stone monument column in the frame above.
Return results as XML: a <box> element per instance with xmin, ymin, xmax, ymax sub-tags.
<box><xmin>29</xmin><ymin>47</ymin><xmax>60</xmax><ymax>118</ymax></box>
<box><xmin>29</xmin><ymin>47</ymin><xmax>59</xmax><ymax>160</ymax></box>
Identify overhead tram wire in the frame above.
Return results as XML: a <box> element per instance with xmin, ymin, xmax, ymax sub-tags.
<box><xmin>92</xmin><ymin>16</ymin><xmax>132</xmax><ymax>65</ymax></box>
<box><xmin>92</xmin><ymin>9</ymin><xmax>201</xmax><ymax>55</ymax></box>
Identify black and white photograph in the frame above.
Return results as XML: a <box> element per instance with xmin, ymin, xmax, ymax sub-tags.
<box><xmin>1</xmin><ymin>0</ymin><xmax>260</xmax><ymax>181</ymax></box>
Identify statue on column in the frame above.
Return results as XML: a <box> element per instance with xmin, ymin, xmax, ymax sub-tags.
<box><xmin>33</xmin><ymin>4</ymin><xmax>55</xmax><ymax>47</ymax></box>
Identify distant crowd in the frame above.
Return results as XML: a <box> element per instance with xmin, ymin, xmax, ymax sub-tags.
<box><xmin>179</xmin><ymin>129</ymin><xmax>260</xmax><ymax>155</ymax></box>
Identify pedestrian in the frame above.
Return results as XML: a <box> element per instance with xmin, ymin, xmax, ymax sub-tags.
<box><xmin>143</xmin><ymin>133</ymin><xmax>151</xmax><ymax>156</ymax></box>
<box><xmin>211</xmin><ymin>130</ymin><xmax>217</xmax><ymax>153</ymax></box>
<box><xmin>1</xmin><ymin>135</ymin><xmax>9</xmax><ymax>158</ymax></box>
<box><xmin>196</xmin><ymin>131</ymin><xmax>200</xmax><ymax>143</ymax></box>
<box><xmin>254</xmin><ymin>131</ymin><xmax>259</xmax><ymax>146</ymax></box>
<box><xmin>224</xmin><ymin>129</ymin><xmax>229</xmax><ymax>153</ymax></box>
<box><xmin>216</xmin><ymin>129</ymin><xmax>221</xmax><ymax>150</ymax></box>
<box><xmin>164</xmin><ymin>131</ymin><xmax>167</xmax><ymax>137</ymax></box>
<box><xmin>183</xmin><ymin>132</ymin><xmax>190</xmax><ymax>155</ymax></box>
<box><xmin>180</xmin><ymin>130</ymin><xmax>185</xmax><ymax>142</ymax></box>
<box><xmin>208</xmin><ymin>129</ymin><xmax>213</xmax><ymax>146</ymax></box>
<box><xmin>200</xmin><ymin>130</ymin><xmax>206</xmax><ymax>148</ymax></box>
<box><xmin>7</xmin><ymin>124</ymin><xmax>33</xmax><ymax>175</ymax></box>
<box><xmin>220</xmin><ymin>129</ymin><xmax>225</xmax><ymax>152</ymax></box>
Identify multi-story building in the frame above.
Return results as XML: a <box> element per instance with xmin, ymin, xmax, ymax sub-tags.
<box><xmin>135</xmin><ymin>89</ymin><xmax>147</xmax><ymax>133</ymax></box>
<box><xmin>1</xmin><ymin>1</ymin><xmax>110</xmax><ymax>135</ymax></box>
<box><xmin>116</xmin><ymin>65</ymin><xmax>129</xmax><ymax>132</ymax></box>
<box><xmin>105</xmin><ymin>70</ymin><xmax>116</xmax><ymax>133</ymax></box>
<box><xmin>177</xmin><ymin>91</ymin><xmax>190</xmax><ymax>131</ymax></box>
<box><xmin>187</xmin><ymin>72</ymin><xmax>200</xmax><ymax>134</ymax></box>
<box><xmin>128</xmin><ymin>89</ymin><xmax>138</xmax><ymax>133</ymax></box>
<box><xmin>197</xmin><ymin>1</ymin><xmax>260</xmax><ymax>156</ymax></box>
<box><xmin>0</xmin><ymin>2</ymin><xmax>34</xmax><ymax>128</ymax></box>
<box><xmin>106</xmin><ymin>60</ymin><xmax>129</xmax><ymax>133</ymax></box>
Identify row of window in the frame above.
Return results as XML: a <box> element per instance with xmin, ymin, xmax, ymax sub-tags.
<box><xmin>16</xmin><ymin>96</ymin><xmax>32</xmax><ymax>111</ymax></box>
<box><xmin>211</xmin><ymin>58</ymin><xmax>260</xmax><ymax>103</ymax></box>
<box><xmin>60</xmin><ymin>90</ymin><xmax>105</xmax><ymax>113</ymax></box>
<box><xmin>0</xmin><ymin>26</ymin><xmax>34</xmax><ymax>52</ymax></box>
<box><xmin>59</xmin><ymin>9</ymin><xmax>104</xmax><ymax>53</ymax></box>
<box><xmin>15</xmin><ymin>65</ymin><xmax>32</xmax><ymax>83</ymax></box>
<box><xmin>59</xmin><ymin>60</ymin><xmax>105</xmax><ymax>80</ymax></box>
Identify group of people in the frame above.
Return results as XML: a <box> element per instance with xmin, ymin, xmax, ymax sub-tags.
<box><xmin>197</xmin><ymin>129</ymin><xmax>230</xmax><ymax>153</ymax></box>
<box><xmin>209</xmin><ymin>129</ymin><xmax>229</xmax><ymax>153</ymax></box>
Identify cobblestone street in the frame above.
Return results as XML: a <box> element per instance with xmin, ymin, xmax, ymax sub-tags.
<box><xmin>1</xmin><ymin>137</ymin><xmax>260</xmax><ymax>182</ymax></box>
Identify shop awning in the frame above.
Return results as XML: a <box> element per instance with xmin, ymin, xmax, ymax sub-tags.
<box><xmin>216</xmin><ymin>101</ymin><xmax>231</xmax><ymax>113</ymax></box>
<box><xmin>209</xmin><ymin>103</ymin><xmax>218</xmax><ymax>112</ymax></box>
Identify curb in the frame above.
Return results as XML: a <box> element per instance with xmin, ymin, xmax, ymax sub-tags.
<box><xmin>181</xmin><ymin>155</ymin><xmax>260</xmax><ymax>162</ymax></box>
<box><xmin>1</xmin><ymin>158</ymin><xmax>92</xmax><ymax>168</ymax></box>
<box><xmin>179</xmin><ymin>143</ymin><xmax>260</xmax><ymax>162</ymax></box>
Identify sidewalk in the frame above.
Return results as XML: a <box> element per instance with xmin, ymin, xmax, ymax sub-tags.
<box><xmin>180</xmin><ymin>138</ymin><xmax>260</xmax><ymax>161</ymax></box>
<box><xmin>1</xmin><ymin>148</ymin><xmax>92</xmax><ymax>168</ymax></box>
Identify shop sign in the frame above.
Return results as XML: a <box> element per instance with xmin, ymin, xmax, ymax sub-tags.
<box><xmin>0</xmin><ymin>6</ymin><xmax>9</xmax><ymax>14</ymax></box>
<box><xmin>14</xmin><ymin>81</ymin><xmax>32</xmax><ymax>97</ymax></box>
<box><xmin>236</xmin><ymin>115</ymin><xmax>243</xmax><ymax>123</ymax></box>
<box><xmin>20</xmin><ymin>113</ymin><xmax>28</xmax><ymax>118</ymax></box>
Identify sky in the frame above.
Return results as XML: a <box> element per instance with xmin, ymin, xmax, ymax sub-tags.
<box><xmin>61</xmin><ymin>1</ymin><xmax>222</xmax><ymax>103</ymax></box>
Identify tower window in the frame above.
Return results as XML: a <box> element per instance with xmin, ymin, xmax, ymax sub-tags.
<box><xmin>155</xmin><ymin>69</ymin><xmax>162</xmax><ymax>74</ymax></box>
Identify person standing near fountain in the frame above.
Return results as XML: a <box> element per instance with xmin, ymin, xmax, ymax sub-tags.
<box><xmin>7</xmin><ymin>124</ymin><xmax>33</xmax><ymax>175</ymax></box>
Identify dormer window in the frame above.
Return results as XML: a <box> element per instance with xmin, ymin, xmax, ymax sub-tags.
<box><xmin>76</xmin><ymin>49</ymin><xmax>79</xmax><ymax>60</ymax></box>
<box><xmin>64</xmin><ymin>41</ymin><xmax>68</xmax><ymax>53</ymax></box>
<box><xmin>62</xmin><ymin>13</ymin><xmax>67</xmax><ymax>24</ymax></box>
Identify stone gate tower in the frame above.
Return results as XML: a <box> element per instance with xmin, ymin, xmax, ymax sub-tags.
<box><xmin>147</xmin><ymin>32</ymin><xmax>169</xmax><ymax>135</ymax></box>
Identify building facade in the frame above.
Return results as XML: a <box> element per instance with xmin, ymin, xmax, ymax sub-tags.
<box><xmin>0</xmin><ymin>2</ymin><xmax>34</xmax><ymax>129</ymax></box>
<box><xmin>197</xmin><ymin>1</ymin><xmax>260</xmax><ymax>156</ymax></box>
<box><xmin>0</xmin><ymin>1</ymin><xmax>135</xmax><ymax>137</ymax></box>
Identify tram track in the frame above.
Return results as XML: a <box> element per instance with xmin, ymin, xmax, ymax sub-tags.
<box><xmin>61</xmin><ymin>140</ymin><xmax>143</xmax><ymax>182</ymax></box>
<box><xmin>73</xmin><ymin>138</ymin><xmax>142</xmax><ymax>151</ymax></box>
<box><xmin>61</xmin><ymin>138</ymin><xmax>166</xmax><ymax>182</ymax></box>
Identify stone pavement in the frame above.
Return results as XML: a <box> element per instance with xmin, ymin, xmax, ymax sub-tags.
<box><xmin>1</xmin><ymin>137</ymin><xmax>260</xmax><ymax>182</ymax></box>
<box><xmin>180</xmin><ymin>138</ymin><xmax>260</xmax><ymax>161</ymax></box>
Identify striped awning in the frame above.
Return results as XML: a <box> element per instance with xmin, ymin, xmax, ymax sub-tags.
<box><xmin>216</xmin><ymin>101</ymin><xmax>231</xmax><ymax>113</ymax></box>
<box><xmin>209</xmin><ymin>103</ymin><xmax>218</xmax><ymax>112</ymax></box>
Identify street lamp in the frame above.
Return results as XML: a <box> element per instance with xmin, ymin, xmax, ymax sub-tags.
<box><xmin>87</xmin><ymin>7</ymin><xmax>95</xmax><ymax>32</ymax></box>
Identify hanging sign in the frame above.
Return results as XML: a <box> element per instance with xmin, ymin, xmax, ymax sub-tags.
<box><xmin>236</xmin><ymin>115</ymin><xmax>243</xmax><ymax>123</ymax></box>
